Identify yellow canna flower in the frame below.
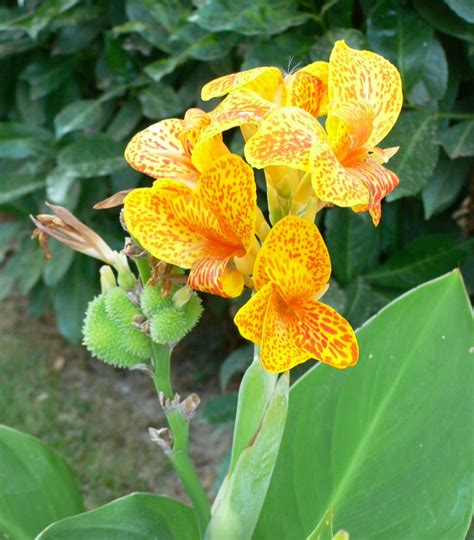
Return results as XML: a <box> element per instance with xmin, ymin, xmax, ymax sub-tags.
<box><xmin>123</xmin><ymin>154</ymin><xmax>258</xmax><ymax>298</ymax></box>
<box><xmin>199</xmin><ymin>62</ymin><xmax>329</xmax><ymax>142</ymax></box>
<box><xmin>244</xmin><ymin>41</ymin><xmax>403</xmax><ymax>225</ymax></box>
<box><xmin>124</xmin><ymin>108</ymin><xmax>229</xmax><ymax>186</ymax></box>
<box><xmin>234</xmin><ymin>215</ymin><xmax>358</xmax><ymax>373</ymax></box>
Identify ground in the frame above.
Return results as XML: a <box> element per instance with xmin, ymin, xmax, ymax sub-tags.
<box><xmin>0</xmin><ymin>295</ymin><xmax>233</xmax><ymax>510</ymax></box>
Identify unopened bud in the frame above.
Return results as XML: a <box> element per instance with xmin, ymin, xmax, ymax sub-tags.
<box><xmin>100</xmin><ymin>266</ymin><xmax>117</xmax><ymax>293</ymax></box>
<box><xmin>172</xmin><ymin>285</ymin><xmax>194</xmax><ymax>309</ymax></box>
<box><xmin>149</xmin><ymin>427</ymin><xmax>173</xmax><ymax>454</ymax></box>
<box><xmin>180</xmin><ymin>393</ymin><xmax>200</xmax><ymax>422</ymax></box>
<box><xmin>117</xmin><ymin>271</ymin><xmax>137</xmax><ymax>290</ymax></box>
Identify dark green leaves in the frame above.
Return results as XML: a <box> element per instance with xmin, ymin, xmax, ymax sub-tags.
<box><xmin>0</xmin><ymin>122</ymin><xmax>52</xmax><ymax>159</ymax></box>
<box><xmin>37</xmin><ymin>493</ymin><xmax>200</xmax><ymax>540</ymax></box>
<box><xmin>57</xmin><ymin>135</ymin><xmax>126</xmax><ymax>178</ymax></box>
<box><xmin>439</xmin><ymin>120</ymin><xmax>474</xmax><ymax>158</ymax></box>
<box><xmin>21</xmin><ymin>57</ymin><xmax>76</xmax><ymax>100</ymax></box>
<box><xmin>54</xmin><ymin>99</ymin><xmax>105</xmax><ymax>138</ymax></box>
<box><xmin>384</xmin><ymin>112</ymin><xmax>439</xmax><ymax>200</ymax></box>
<box><xmin>255</xmin><ymin>271</ymin><xmax>473</xmax><ymax>539</ymax></box>
<box><xmin>0</xmin><ymin>425</ymin><xmax>84</xmax><ymax>539</ymax></box>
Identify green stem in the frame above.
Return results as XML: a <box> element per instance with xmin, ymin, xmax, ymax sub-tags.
<box><xmin>151</xmin><ymin>343</ymin><xmax>211</xmax><ymax>535</ymax></box>
<box><xmin>134</xmin><ymin>255</ymin><xmax>152</xmax><ymax>284</ymax></box>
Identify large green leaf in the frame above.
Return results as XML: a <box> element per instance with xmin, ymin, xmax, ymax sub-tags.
<box><xmin>367</xmin><ymin>1</ymin><xmax>433</xmax><ymax>91</ymax></box>
<box><xmin>310</xmin><ymin>28</ymin><xmax>368</xmax><ymax>61</ymax></box>
<box><xmin>384</xmin><ymin>111</ymin><xmax>439</xmax><ymax>200</ymax></box>
<box><xmin>0</xmin><ymin>173</ymin><xmax>45</xmax><ymax>204</ymax></box>
<box><xmin>324</xmin><ymin>208</ymin><xmax>379</xmax><ymax>285</ymax></box>
<box><xmin>0</xmin><ymin>425</ymin><xmax>84</xmax><ymax>540</ymax></box>
<box><xmin>414</xmin><ymin>0</ymin><xmax>474</xmax><ymax>42</ymax></box>
<box><xmin>21</xmin><ymin>57</ymin><xmax>76</xmax><ymax>100</ymax></box>
<box><xmin>255</xmin><ymin>271</ymin><xmax>473</xmax><ymax>539</ymax></box>
<box><xmin>444</xmin><ymin>0</ymin><xmax>474</xmax><ymax>22</ymax></box>
<box><xmin>439</xmin><ymin>120</ymin><xmax>474</xmax><ymax>159</ymax></box>
<box><xmin>57</xmin><ymin>135</ymin><xmax>126</xmax><ymax>178</ymax></box>
<box><xmin>138</xmin><ymin>83</ymin><xmax>183</xmax><ymax>120</ymax></box>
<box><xmin>0</xmin><ymin>122</ymin><xmax>52</xmax><ymax>159</ymax></box>
<box><xmin>37</xmin><ymin>493</ymin><xmax>200</xmax><ymax>540</ymax></box>
<box><xmin>364</xmin><ymin>234</ymin><xmax>472</xmax><ymax>289</ymax></box>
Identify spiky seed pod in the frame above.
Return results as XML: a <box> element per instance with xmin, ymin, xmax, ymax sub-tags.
<box><xmin>183</xmin><ymin>294</ymin><xmax>203</xmax><ymax>329</ymax></box>
<box><xmin>150</xmin><ymin>308</ymin><xmax>190</xmax><ymax>345</ymax></box>
<box><xmin>140</xmin><ymin>285</ymin><xmax>174</xmax><ymax>317</ymax></box>
<box><xmin>104</xmin><ymin>287</ymin><xmax>152</xmax><ymax>359</ymax></box>
<box><xmin>82</xmin><ymin>295</ymin><xmax>144</xmax><ymax>368</ymax></box>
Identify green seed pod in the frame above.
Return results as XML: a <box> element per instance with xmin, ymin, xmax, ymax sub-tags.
<box><xmin>105</xmin><ymin>287</ymin><xmax>141</xmax><ymax>327</ymax></box>
<box><xmin>82</xmin><ymin>295</ymin><xmax>144</xmax><ymax>368</ymax></box>
<box><xmin>183</xmin><ymin>294</ymin><xmax>203</xmax><ymax>329</ymax></box>
<box><xmin>105</xmin><ymin>287</ymin><xmax>152</xmax><ymax>359</ymax></box>
<box><xmin>150</xmin><ymin>308</ymin><xmax>190</xmax><ymax>345</ymax></box>
<box><xmin>140</xmin><ymin>285</ymin><xmax>174</xmax><ymax>317</ymax></box>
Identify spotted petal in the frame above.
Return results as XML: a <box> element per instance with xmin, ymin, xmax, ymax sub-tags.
<box><xmin>260</xmin><ymin>289</ymin><xmax>309</xmax><ymax>373</ymax></box>
<box><xmin>201</xmin><ymin>67</ymin><xmax>282</xmax><ymax>101</ymax></box>
<box><xmin>310</xmin><ymin>140</ymin><xmax>371</xmax><ymax>208</ymax></box>
<box><xmin>294</xmin><ymin>300</ymin><xmax>358</xmax><ymax>368</ymax></box>
<box><xmin>234</xmin><ymin>283</ymin><xmax>274</xmax><ymax>342</ymax></box>
<box><xmin>285</xmin><ymin>70</ymin><xmax>327</xmax><ymax>117</ymax></box>
<box><xmin>188</xmin><ymin>256</ymin><xmax>244</xmax><ymax>298</ymax></box>
<box><xmin>329</xmin><ymin>40</ymin><xmax>402</xmax><ymax>147</ymax></box>
<box><xmin>198</xmin><ymin>154</ymin><xmax>257</xmax><ymax>253</ymax></box>
<box><xmin>125</xmin><ymin>119</ymin><xmax>198</xmax><ymax>183</ymax></box>
<box><xmin>204</xmin><ymin>89</ymin><xmax>275</xmax><ymax>141</ymax></box>
<box><xmin>253</xmin><ymin>215</ymin><xmax>331</xmax><ymax>303</ymax></box>
<box><xmin>245</xmin><ymin>107</ymin><xmax>323</xmax><ymax>171</ymax></box>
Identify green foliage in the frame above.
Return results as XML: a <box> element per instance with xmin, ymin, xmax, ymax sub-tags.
<box><xmin>0</xmin><ymin>0</ymin><xmax>472</xmax><ymax>342</ymax></box>
<box><xmin>37</xmin><ymin>493</ymin><xmax>200</xmax><ymax>540</ymax></box>
<box><xmin>255</xmin><ymin>271</ymin><xmax>473</xmax><ymax>539</ymax></box>
<box><xmin>0</xmin><ymin>425</ymin><xmax>84</xmax><ymax>539</ymax></box>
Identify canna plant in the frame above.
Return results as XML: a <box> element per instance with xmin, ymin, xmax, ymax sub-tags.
<box><xmin>1</xmin><ymin>41</ymin><xmax>471</xmax><ymax>540</ymax></box>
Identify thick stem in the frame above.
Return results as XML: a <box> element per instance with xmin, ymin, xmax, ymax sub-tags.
<box><xmin>151</xmin><ymin>344</ymin><xmax>211</xmax><ymax>534</ymax></box>
<box><xmin>134</xmin><ymin>255</ymin><xmax>152</xmax><ymax>285</ymax></box>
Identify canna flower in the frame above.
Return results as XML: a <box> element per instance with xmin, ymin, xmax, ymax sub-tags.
<box><xmin>123</xmin><ymin>154</ymin><xmax>258</xmax><ymax>298</ymax></box>
<box><xmin>124</xmin><ymin>107</ymin><xmax>228</xmax><ymax>186</ymax></box>
<box><xmin>244</xmin><ymin>41</ymin><xmax>403</xmax><ymax>225</ymax></box>
<box><xmin>199</xmin><ymin>61</ymin><xmax>329</xmax><ymax>142</ymax></box>
<box><xmin>234</xmin><ymin>215</ymin><xmax>358</xmax><ymax>373</ymax></box>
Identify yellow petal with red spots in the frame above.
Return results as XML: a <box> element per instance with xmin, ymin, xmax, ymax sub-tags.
<box><xmin>181</xmin><ymin>108</ymin><xmax>210</xmax><ymax>153</ymax></box>
<box><xmin>296</xmin><ymin>61</ymin><xmax>329</xmax><ymax>115</ymax></box>
<box><xmin>285</xmin><ymin>70</ymin><xmax>327</xmax><ymax>117</ymax></box>
<box><xmin>188</xmin><ymin>256</ymin><xmax>244</xmax><ymax>298</ymax></box>
<box><xmin>204</xmin><ymin>89</ymin><xmax>275</xmax><ymax>141</ymax></box>
<box><xmin>234</xmin><ymin>283</ymin><xmax>274</xmax><ymax>342</ymax></box>
<box><xmin>326</xmin><ymin>100</ymin><xmax>374</xmax><ymax>160</ymax></box>
<box><xmin>201</xmin><ymin>66</ymin><xmax>282</xmax><ymax>102</ymax></box>
<box><xmin>123</xmin><ymin>183</ymin><xmax>211</xmax><ymax>268</ymax></box>
<box><xmin>253</xmin><ymin>215</ymin><xmax>331</xmax><ymax>303</ymax></box>
<box><xmin>369</xmin><ymin>203</ymin><xmax>382</xmax><ymax>226</ymax></box>
<box><xmin>260</xmin><ymin>289</ymin><xmax>309</xmax><ymax>373</ymax></box>
<box><xmin>329</xmin><ymin>40</ymin><xmax>402</xmax><ymax>147</ymax></box>
<box><xmin>347</xmin><ymin>157</ymin><xmax>399</xmax><ymax>212</ymax></box>
<box><xmin>191</xmin><ymin>136</ymin><xmax>230</xmax><ymax>175</ymax></box>
<box><xmin>310</xmin><ymin>141</ymin><xmax>371</xmax><ymax>208</ymax></box>
<box><xmin>245</xmin><ymin>107</ymin><xmax>323</xmax><ymax>171</ymax></box>
<box><xmin>198</xmin><ymin>154</ymin><xmax>257</xmax><ymax>253</ymax></box>
<box><xmin>293</xmin><ymin>300</ymin><xmax>358</xmax><ymax>368</ymax></box>
<box><xmin>124</xmin><ymin>119</ymin><xmax>198</xmax><ymax>183</ymax></box>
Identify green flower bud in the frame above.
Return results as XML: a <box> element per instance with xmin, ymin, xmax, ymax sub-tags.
<box><xmin>117</xmin><ymin>271</ymin><xmax>137</xmax><ymax>290</ymax></box>
<box><xmin>172</xmin><ymin>285</ymin><xmax>194</xmax><ymax>308</ymax></box>
<box><xmin>100</xmin><ymin>265</ymin><xmax>117</xmax><ymax>293</ymax></box>
<box><xmin>83</xmin><ymin>295</ymin><xmax>145</xmax><ymax>368</ymax></box>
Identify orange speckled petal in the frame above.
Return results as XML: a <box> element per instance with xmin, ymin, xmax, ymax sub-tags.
<box><xmin>181</xmin><ymin>108</ymin><xmax>210</xmax><ymax>152</ymax></box>
<box><xmin>310</xmin><ymin>141</ymin><xmax>371</xmax><ymax>208</ymax></box>
<box><xmin>369</xmin><ymin>203</ymin><xmax>382</xmax><ymax>226</ymax></box>
<box><xmin>326</xmin><ymin>100</ymin><xmax>374</xmax><ymax>160</ymax></box>
<box><xmin>204</xmin><ymin>89</ymin><xmax>275</xmax><ymax>141</ymax></box>
<box><xmin>297</xmin><ymin>61</ymin><xmax>329</xmax><ymax>115</ymax></box>
<box><xmin>329</xmin><ymin>40</ymin><xmax>403</xmax><ymax>147</ymax></box>
<box><xmin>294</xmin><ymin>300</ymin><xmax>358</xmax><ymax>369</ymax></box>
<box><xmin>191</xmin><ymin>136</ymin><xmax>230</xmax><ymax>175</ymax></box>
<box><xmin>123</xmin><ymin>184</ymin><xmax>210</xmax><ymax>268</ymax></box>
<box><xmin>198</xmin><ymin>154</ymin><xmax>257</xmax><ymax>253</ymax></box>
<box><xmin>188</xmin><ymin>256</ymin><xmax>244</xmax><ymax>298</ymax></box>
<box><xmin>347</xmin><ymin>157</ymin><xmax>399</xmax><ymax>213</ymax></box>
<box><xmin>245</xmin><ymin>107</ymin><xmax>324</xmax><ymax>171</ymax></box>
<box><xmin>285</xmin><ymin>71</ymin><xmax>327</xmax><ymax>117</ymax></box>
<box><xmin>201</xmin><ymin>67</ymin><xmax>282</xmax><ymax>101</ymax></box>
<box><xmin>234</xmin><ymin>283</ymin><xmax>274</xmax><ymax>343</ymax></box>
<box><xmin>260</xmin><ymin>290</ymin><xmax>309</xmax><ymax>373</ymax></box>
<box><xmin>125</xmin><ymin>119</ymin><xmax>198</xmax><ymax>182</ymax></box>
<box><xmin>253</xmin><ymin>215</ymin><xmax>331</xmax><ymax>302</ymax></box>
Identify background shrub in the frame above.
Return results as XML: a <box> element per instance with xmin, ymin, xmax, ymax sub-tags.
<box><xmin>0</xmin><ymin>0</ymin><xmax>472</xmax><ymax>344</ymax></box>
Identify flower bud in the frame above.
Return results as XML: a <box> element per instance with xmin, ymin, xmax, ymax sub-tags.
<box><xmin>172</xmin><ymin>285</ymin><xmax>194</xmax><ymax>308</ymax></box>
<box><xmin>100</xmin><ymin>266</ymin><xmax>117</xmax><ymax>293</ymax></box>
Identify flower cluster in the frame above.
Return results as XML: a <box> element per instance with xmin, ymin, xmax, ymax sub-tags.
<box><xmin>61</xmin><ymin>40</ymin><xmax>402</xmax><ymax>374</ymax></box>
